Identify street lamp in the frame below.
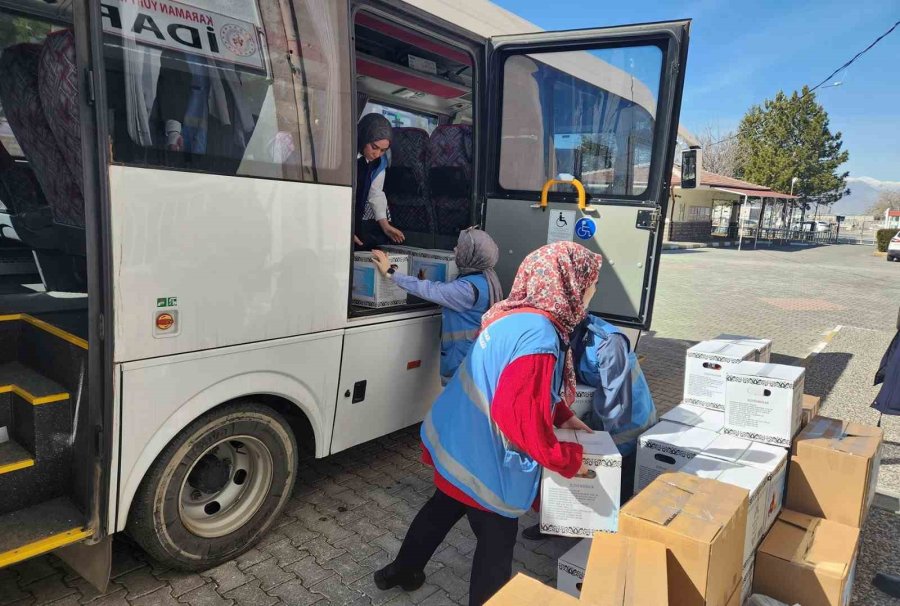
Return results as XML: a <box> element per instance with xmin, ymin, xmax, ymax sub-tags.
<box><xmin>788</xmin><ymin>177</ymin><xmax>800</xmax><ymax>238</ymax></box>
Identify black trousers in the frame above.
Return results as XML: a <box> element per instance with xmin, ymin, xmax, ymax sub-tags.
<box><xmin>393</xmin><ymin>490</ymin><xmax>519</xmax><ymax>606</ymax></box>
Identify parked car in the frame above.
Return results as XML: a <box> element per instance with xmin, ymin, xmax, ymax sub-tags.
<box><xmin>888</xmin><ymin>231</ymin><xmax>900</xmax><ymax>262</ymax></box>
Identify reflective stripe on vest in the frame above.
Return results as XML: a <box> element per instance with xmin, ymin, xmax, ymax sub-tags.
<box><xmin>422</xmin><ymin>312</ymin><xmax>565</xmax><ymax>517</ymax></box>
<box><xmin>440</xmin><ymin>274</ymin><xmax>491</xmax><ymax>381</ymax></box>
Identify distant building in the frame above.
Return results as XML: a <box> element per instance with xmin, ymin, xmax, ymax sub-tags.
<box><xmin>885</xmin><ymin>209</ymin><xmax>900</xmax><ymax>229</ymax></box>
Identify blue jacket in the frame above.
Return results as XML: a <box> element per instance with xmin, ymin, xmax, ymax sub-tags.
<box><xmin>440</xmin><ymin>273</ymin><xmax>491</xmax><ymax>384</ymax></box>
<box><xmin>421</xmin><ymin>312</ymin><xmax>566</xmax><ymax>517</ymax></box>
<box><xmin>873</xmin><ymin>329</ymin><xmax>900</xmax><ymax>415</ymax></box>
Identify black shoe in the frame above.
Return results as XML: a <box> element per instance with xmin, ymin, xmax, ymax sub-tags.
<box><xmin>873</xmin><ymin>572</ymin><xmax>900</xmax><ymax>598</ymax></box>
<box><xmin>521</xmin><ymin>523</ymin><xmax>548</xmax><ymax>541</ymax></box>
<box><xmin>374</xmin><ymin>563</ymin><xmax>426</xmax><ymax>592</ymax></box>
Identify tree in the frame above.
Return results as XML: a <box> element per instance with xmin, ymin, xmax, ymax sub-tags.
<box><xmin>697</xmin><ymin>124</ymin><xmax>741</xmax><ymax>177</ymax></box>
<box><xmin>868</xmin><ymin>190</ymin><xmax>900</xmax><ymax>217</ymax></box>
<box><xmin>735</xmin><ymin>87</ymin><xmax>849</xmax><ymax>214</ymax></box>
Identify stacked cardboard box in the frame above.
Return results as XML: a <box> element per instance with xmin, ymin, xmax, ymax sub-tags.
<box><xmin>571</xmin><ymin>385</ymin><xmax>596</xmax><ymax>419</ymax></box>
<box><xmin>724</xmin><ymin>362</ymin><xmax>804</xmax><ymax>448</ymax></box>
<box><xmin>352</xmin><ymin>252</ymin><xmax>409</xmax><ymax>308</ymax></box>
<box><xmin>619</xmin><ymin>472</ymin><xmax>748</xmax><ymax>606</ymax></box>
<box><xmin>634</xmin><ymin>420</ymin><xmax>718</xmax><ymax>492</ymax></box>
<box><xmin>714</xmin><ymin>334</ymin><xmax>773</xmax><ymax>363</ymax></box>
<box><xmin>684</xmin><ymin>341</ymin><xmax>758</xmax><ymax>411</ymax></box>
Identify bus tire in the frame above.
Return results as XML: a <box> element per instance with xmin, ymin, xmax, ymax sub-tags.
<box><xmin>127</xmin><ymin>402</ymin><xmax>298</xmax><ymax>571</ymax></box>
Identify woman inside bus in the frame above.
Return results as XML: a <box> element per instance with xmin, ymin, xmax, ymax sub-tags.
<box><xmin>374</xmin><ymin>241</ymin><xmax>600</xmax><ymax>606</ymax></box>
<box><xmin>354</xmin><ymin>113</ymin><xmax>405</xmax><ymax>249</ymax></box>
<box><xmin>371</xmin><ymin>227</ymin><xmax>503</xmax><ymax>384</ymax></box>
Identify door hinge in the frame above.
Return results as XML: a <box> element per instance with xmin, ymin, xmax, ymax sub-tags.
<box><xmin>636</xmin><ymin>204</ymin><xmax>662</xmax><ymax>231</ymax></box>
<box><xmin>85</xmin><ymin>69</ymin><xmax>96</xmax><ymax>106</ymax></box>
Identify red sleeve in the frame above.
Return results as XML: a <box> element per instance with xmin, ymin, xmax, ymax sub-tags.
<box><xmin>490</xmin><ymin>354</ymin><xmax>583</xmax><ymax>478</ymax></box>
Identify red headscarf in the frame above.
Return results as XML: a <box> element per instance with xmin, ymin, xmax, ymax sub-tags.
<box><xmin>481</xmin><ymin>241</ymin><xmax>602</xmax><ymax>405</ymax></box>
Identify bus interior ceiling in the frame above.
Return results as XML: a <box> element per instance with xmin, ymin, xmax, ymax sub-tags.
<box><xmin>350</xmin><ymin>12</ymin><xmax>476</xmax><ymax>315</ymax></box>
<box><xmin>0</xmin><ymin>3</ymin><xmax>92</xmax><ymax>557</ymax></box>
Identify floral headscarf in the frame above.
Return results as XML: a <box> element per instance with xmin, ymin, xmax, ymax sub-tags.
<box><xmin>481</xmin><ymin>241</ymin><xmax>602</xmax><ymax>405</ymax></box>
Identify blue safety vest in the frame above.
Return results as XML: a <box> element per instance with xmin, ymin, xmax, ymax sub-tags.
<box><xmin>440</xmin><ymin>273</ymin><xmax>491</xmax><ymax>384</ymax></box>
<box><xmin>422</xmin><ymin>312</ymin><xmax>566</xmax><ymax>517</ymax></box>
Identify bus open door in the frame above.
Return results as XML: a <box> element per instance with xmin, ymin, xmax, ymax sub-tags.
<box><xmin>480</xmin><ymin>21</ymin><xmax>690</xmax><ymax>333</ymax></box>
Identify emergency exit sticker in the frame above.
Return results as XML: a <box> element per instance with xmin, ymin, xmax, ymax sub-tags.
<box><xmin>157</xmin><ymin>297</ymin><xmax>178</xmax><ymax>308</ymax></box>
<box><xmin>547</xmin><ymin>210</ymin><xmax>576</xmax><ymax>244</ymax></box>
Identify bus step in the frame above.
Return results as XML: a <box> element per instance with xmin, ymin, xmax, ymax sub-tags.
<box><xmin>0</xmin><ymin>438</ymin><xmax>34</xmax><ymax>475</ymax></box>
<box><xmin>0</xmin><ymin>497</ymin><xmax>90</xmax><ymax>568</ymax></box>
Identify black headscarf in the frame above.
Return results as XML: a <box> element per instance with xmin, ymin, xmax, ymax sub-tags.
<box><xmin>357</xmin><ymin>113</ymin><xmax>393</xmax><ymax>154</ymax></box>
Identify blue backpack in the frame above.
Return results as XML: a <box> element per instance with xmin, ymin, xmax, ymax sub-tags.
<box><xmin>570</xmin><ymin>316</ymin><xmax>657</xmax><ymax>456</ymax></box>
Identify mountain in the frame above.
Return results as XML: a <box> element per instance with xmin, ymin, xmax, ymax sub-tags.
<box><xmin>830</xmin><ymin>177</ymin><xmax>900</xmax><ymax>216</ymax></box>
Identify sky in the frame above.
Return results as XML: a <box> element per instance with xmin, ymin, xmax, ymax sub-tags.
<box><xmin>493</xmin><ymin>0</ymin><xmax>900</xmax><ymax>181</ymax></box>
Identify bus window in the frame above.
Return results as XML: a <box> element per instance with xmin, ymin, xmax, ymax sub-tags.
<box><xmin>99</xmin><ymin>0</ymin><xmax>351</xmax><ymax>185</ymax></box>
<box><xmin>361</xmin><ymin>101</ymin><xmax>439</xmax><ymax>135</ymax></box>
<box><xmin>498</xmin><ymin>45</ymin><xmax>663</xmax><ymax>199</ymax></box>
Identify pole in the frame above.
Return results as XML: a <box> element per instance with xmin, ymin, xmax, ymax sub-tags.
<box><xmin>739</xmin><ymin>195</ymin><xmax>747</xmax><ymax>251</ymax></box>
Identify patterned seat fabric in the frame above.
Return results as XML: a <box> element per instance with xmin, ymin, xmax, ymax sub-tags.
<box><xmin>428</xmin><ymin>125</ymin><xmax>473</xmax><ymax>237</ymax></box>
<box><xmin>383</xmin><ymin>127</ymin><xmax>432</xmax><ymax>235</ymax></box>
<box><xmin>0</xmin><ymin>42</ymin><xmax>84</xmax><ymax>235</ymax></box>
<box><xmin>39</xmin><ymin>29</ymin><xmax>85</xmax><ymax>229</ymax></box>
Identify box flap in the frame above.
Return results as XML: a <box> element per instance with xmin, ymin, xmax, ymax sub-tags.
<box><xmin>796</xmin><ymin>416</ymin><xmax>883</xmax><ymax>458</ymax></box>
<box><xmin>682</xmin><ymin>455</ymin><xmax>765</xmax><ymax>498</ymax></box>
<box><xmin>622</xmin><ymin>472</ymin><xmax>746</xmax><ymax>544</ymax></box>
<box><xmin>688</xmin><ymin>341</ymin><xmax>757</xmax><ymax>361</ymax></box>
<box><xmin>727</xmin><ymin>361</ymin><xmax>804</xmax><ymax>383</ymax></box>
<box><xmin>574</xmin><ymin>430</ymin><xmax>620</xmax><ymax>458</ymax></box>
<box><xmin>640</xmin><ymin>421</ymin><xmax>719</xmax><ymax>450</ymax></box>
<box><xmin>486</xmin><ymin>574</ymin><xmax>580</xmax><ymax>605</ymax></box>
<box><xmin>581</xmin><ymin>534</ymin><xmax>668</xmax><ymax>605</ymax></box>
<box><xmin>759</xmin><ymin>510</ymin><xmax>860</xmax><ymax>578</ymax></box>
<box><xmin>702</xmin><ymin>434</ymin><xmax>752</xmax><ymax>464</ymax></box>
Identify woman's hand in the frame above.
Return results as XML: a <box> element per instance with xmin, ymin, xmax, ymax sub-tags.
<box><xmin>353</xmin><ymin>235</ymin><xmax>363</xmax><ymax>247</ymax></box>
<box><xmin>559</xmin><ymin>415</ymin><xmax>593</xmax><ymax>433</ymax></box>
<box><xmin>371</xmin><ymin>250</ymin><xmax>392</xmax><ymax>277</ymax></box>
<box><xmin>381</xmin><ymin>222</ymin><xmax>405</xmax><ymax>243</ymax></box>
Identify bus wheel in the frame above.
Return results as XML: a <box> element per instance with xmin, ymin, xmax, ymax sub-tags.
<box><xmin>128</xmin><ymin>402</ymin><xmax>297</xmax><ymax>571</ymax></box>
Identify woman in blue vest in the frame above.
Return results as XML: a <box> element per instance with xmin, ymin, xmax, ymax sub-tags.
<box><xmin>354</xmin><ymin>113</ymin><xmax>405</xmax><ymax>250</ymax></box>
<box><xmin>371</xmin><ymin>228</ymin><xmax>503</xmax><ymax>384</ymax></box>
<box><xmin>374</xmin><ymin>241</ymin><xmax>601</xmax><ymax>606</ymax></box>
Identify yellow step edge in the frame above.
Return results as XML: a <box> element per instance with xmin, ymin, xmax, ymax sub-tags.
<box><xmin>0</xmin><ymin>458</ymin><xmax>34</xmax><ymax>475</ymax></box>
<box><xmin>0</xmin><ymin>527</ymin><xmax>92</xmax><ymax>568</ymax></box>
<box><xmin>0</xmin><ymin>384</ymin><xmax>69</xmax><ymax>406</ymax></box>
<box><xmin>0</xmin><ymin>314</ymin><xmax>88</xmax><ymax>350</ymax></box>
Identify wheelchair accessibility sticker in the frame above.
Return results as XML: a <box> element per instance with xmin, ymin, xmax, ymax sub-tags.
<box><xmin>575</xmin><ymin>218</ymin><xmax>596</xmax><ymax>240</ymax></box>
<box><xmin>547</xmin><ymin>210</ymin><xmax>576</xmax><ymax>244</ymax></box>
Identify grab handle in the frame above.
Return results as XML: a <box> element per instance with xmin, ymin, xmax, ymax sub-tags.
<box><xmin>539</xmin><ymin>178</ymin><xmax>587</xmax><ymax>212</ymax></box>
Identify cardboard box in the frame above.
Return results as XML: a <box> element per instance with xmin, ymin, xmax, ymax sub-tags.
<box><xmin>714</xmin><ymin>334</ymin><xmax>773</xmax><ymax>363</ymax></box>
<box><xmin>541</xmin><ymin>430</ymin><xmax>621</xmax><ymax>537</ymax></box>
<box><xmin>619</xmin><ymin>472</ymin><xmax>748</xmax><ymax>606</ymax></box>
<box><xmin>488</xmin><ymin>574</ymin><xmax>579</xmax><ymax>605</ymax></box>
<box><xmin>741</xmin><ymin>557</ymin><xmax>754</xmax><ymax>606</ymax></box>
<box><xmin>786</xmin><ymin>416</ymin><xmax>884</xmax><ymax>528</ymax></box>
<box><xmin>801</xmin><ymin>394</ymin><xmax>821</xmax><ymax>428</ymax></box>
<box><xmin>662</xmin><ymin>402</ymin><xmax>725</xmax><ymax>433</ymax></box>
<box><xmin>410</xmin><ymin>249</ymin><xmax>458</xmax><ymax>283</ymax></box>
<box><xmin>352</xmin><ymin>252</ymin><xmax>409</xmax><ymax>308</ymax></box>
<box><xmin>684</xmin><ymin>341</ymin><xmax>758</xmax><ymax>410</ymax></box>
<box><xmin>556</xmin><ymin>538</ymin><xmax>590</xmax><ymax>598</ymax></box>
<box><xmin>580</xmin><ymin>532</ymin><xmax>668</xmax><ymax>605</ymax></box>
<box><xmin>571</xmin><ymin>384</ymin><xmax>595</xmax><ymax>420</ymax></box>
<box><xmin>702</xmin><ymin>433</ymin><xmax>788</xmax><ymax>534</ymax></box>
<box><xmin>681</xmin><ymin>454</ymin><xmax>769</xmax><ymax>564</ymax></box>
<box><xmin>724</xmin><ymin>362</ymin><xmax>804</xmax><ymax>448</ymax></box>
<box><xmin>635</xmin><ymin>420</ymin><xmax>719</xmax><ymax>493</ymax></box>
<box><xmin>753</xmin><ymin>510</ymin><xmax>860</xmax><ymax>606</ymax></box>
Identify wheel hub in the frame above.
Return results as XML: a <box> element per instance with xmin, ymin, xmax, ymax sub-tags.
<box><xmin>187</xmin><ymin>452</ymin><xmax>233</xmax><ymax>494</ymax></box>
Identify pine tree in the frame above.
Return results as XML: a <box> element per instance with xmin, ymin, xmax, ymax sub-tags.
<box><xmin>735</xmin><ymin>86</ymin><xmax>849</xmax><ymax>214</ymax></box>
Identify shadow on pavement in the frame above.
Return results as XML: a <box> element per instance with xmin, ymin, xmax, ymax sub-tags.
<box><xmin>804</xmin><ymin>351</ymin><xmax>853</xmax><ymax>403</ymax></box>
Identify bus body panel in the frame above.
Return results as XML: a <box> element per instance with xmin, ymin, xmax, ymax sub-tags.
<box><xmin>332</xmin><ymin>315</ymin><xmax>442</xmax><ymax>454</ymax></box>
<box><xmin>115</xmin><ymin>330</ymin><xmax>343</xmax><ymax>531</ymax></box>
<box><xmin>109</xmin><ymin>166</ymin><xmax>352</xmax><ymax>363</ymax></box>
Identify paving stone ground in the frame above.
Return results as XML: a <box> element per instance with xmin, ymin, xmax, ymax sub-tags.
<box><xmin>3</xmin><ymin>243</ymin><xmax>899</xmax><ymax>606</ymax></box>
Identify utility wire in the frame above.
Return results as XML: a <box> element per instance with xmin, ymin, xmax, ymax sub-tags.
<box><xmin>705</xmin><ymin>19</ymin><xmax>900</xmax><ymax>148</ymax></box>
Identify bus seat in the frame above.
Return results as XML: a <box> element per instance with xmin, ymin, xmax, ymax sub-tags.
<box><xmin>0</xmin><ymin>139</ymin><xmax>55</xmax><ymax>249</ymax></box>
<box><xmin>38</xmin><ymin>30</ymin><xmax>85</xmax><ymax>231</ymax></box>
<box><xmin>428</xmin><ymin>125</ymin><xmax>472</xmax><ymax>243</ymax></box>
<box><xmin>0</xmin><ymin>42</ymin><xmax>83</xmax><ymax>254</ymax></box>
<box><xmin>384</xmin><ymin>127</ymin><xmax>433</xmax><ymax>244</ymax></box>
